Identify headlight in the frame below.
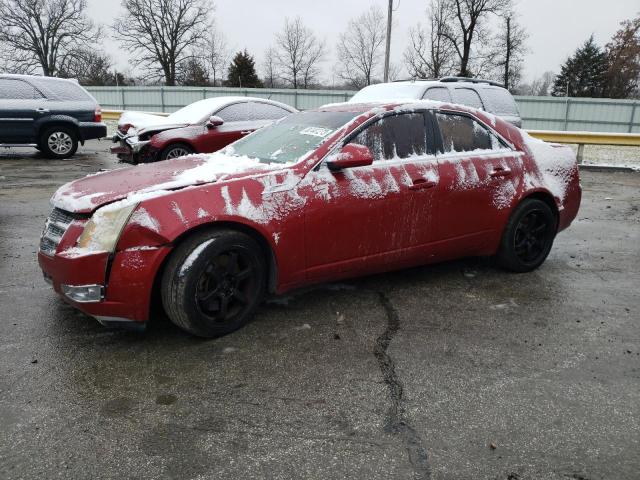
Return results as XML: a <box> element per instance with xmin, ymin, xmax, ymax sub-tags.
<box><xmin>77</xmin><ymin>203</ymin><xmax>138</xmax><ymax>253</ymax></box>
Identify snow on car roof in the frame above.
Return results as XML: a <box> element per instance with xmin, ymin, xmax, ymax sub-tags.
<box><xmin>169</xmin><ymin>96</ymin><xmax>296</xmax><ymax>123</ymax></box>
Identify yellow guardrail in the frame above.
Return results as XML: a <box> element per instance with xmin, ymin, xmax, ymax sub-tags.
<box><xmin>526</xmin><ymin>130</ymin><xmax>640</xmax><ymax>163</ymax></box>
<box><xmin>102</xmin><ymin>110</ymin><xmax>169</xmax><ymax>121</ymax></box>
<box><xmin>527</xmin><ymin>130</ymin><xmax>640</xmax><ymax>147</ymax></box>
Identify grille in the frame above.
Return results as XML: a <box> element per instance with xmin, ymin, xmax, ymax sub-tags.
<box><xmin>40</xmin><ymin>208</ymin><xmax>75</xmax><ymax>256</ymax></box>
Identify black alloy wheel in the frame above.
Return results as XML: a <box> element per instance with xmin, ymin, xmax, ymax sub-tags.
<box><xmin>497</xmin><ymin>198</ymin><xmax>557</xmax><ymax>272</ymax></box>
<box><xmin>161</xmin><ymin>229</ymin><xmax>266</xmax><ymax>337</ymax></box>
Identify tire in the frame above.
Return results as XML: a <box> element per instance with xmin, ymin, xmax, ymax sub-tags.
<box><xmin>496</xmin><ymin>198</ymin><xmax>557</xmax><ymax>273</ymax></box>
<box><xmin>160</xmin><ymin>143</ymin><xmax>194</xmax><ymax>161</ymax></box>
<box><xmin>161</xmin><ymin>229</ymin><xmax>266</xmax><ymax>338</ymax></box>
<box><xmin>40</xmin><ymin>126</ymin><xmax>78</xmax><ymax>159</ymax></box>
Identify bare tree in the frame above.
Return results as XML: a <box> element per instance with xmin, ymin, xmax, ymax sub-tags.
<box><xmin>518</xmin><ymin>71</ymin><xmax>554</xmax><ymax>96</ymax></box>
<box><xmin>491</xmin><ymin>10</ymin><xmax>528</xmax><ymax>89</ymax></box>
<box><xmin>0</xmin><ymin>0</ymin><xmax>99</xmax><ymax>76</ymax></box>
<box><xmin>262</xmin><ymin>46</ymin><xmax>279</xmax><ymax>88</ymax></box>
<box><xmin>404</xmin><ymin>0</ymin><xmax>456</xmax><ymax>79</ymax></box>
<box><xmin>441</xmin><ymin>0</ymin><xmax>512</xmax><ymax>77</ymax></box>
<box><xmin>275</xmin><ymin>17</ymin><xmax>326</xmax><ymax>89</ymax></box>
<box><xmin>58</xmin><ymin>48</ymin><xmax>116</xmax><ymax>85</ymax></box>
<box><xmin>336</xmin><ymin>6</ymin><xmax>386</xmax><ymax>88</ymax></box>
<box><xmin>205</xmin><ymin>27</ymin><xmax>230</xmax><ymax>87</ymax></box>
<box><xmin>112</xmin><ymin>0</ymin><xmax>213</xmax><ymax>86</ymax></box>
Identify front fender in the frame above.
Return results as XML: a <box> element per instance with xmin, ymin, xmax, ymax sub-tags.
<box><xmin>115</xmin><ymin>178</ymin><xmax>307</xmax><ymax>291</ymax></box>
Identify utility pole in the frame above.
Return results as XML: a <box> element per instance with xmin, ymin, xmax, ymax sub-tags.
<box><xmin>383</xmin><ymin>0</ymin><xmax>393</xmax><ymax>82</ymax></box>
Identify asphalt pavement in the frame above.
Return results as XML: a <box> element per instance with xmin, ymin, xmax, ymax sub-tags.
<box><xmin>1</xmin><ymin>140</ymin><xmax>639</xmax><ymax>479</ymax></box>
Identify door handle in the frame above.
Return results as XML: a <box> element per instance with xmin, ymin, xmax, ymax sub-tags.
<box><xmin>489</xmin><ymin>167</ymin><xmax>512</xmax><ymax>178</ymax></box>
<box><xmin>35</xmin><ymin>108</ymin><xmax>49</xmax><ymax>114</ymax></box>
<box><xmin>409</xmin><ymin>178</ymin><xmax>437</xmax><ymax>190</ymax></box>
<box><xmin>240</xmin><ymin>130</ymin><xmax>252</xmax><ymax>135</ymax></box>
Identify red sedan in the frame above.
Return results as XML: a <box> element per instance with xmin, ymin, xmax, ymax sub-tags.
<box><xmin>110</xmin><ymin>96</ymin><xmax>297</xmax><ymax>163</ymax></box>
<box><xmin>40</xmin><ymin>100</ymin><xmax>581</xmax><ymax>337</ymax></box>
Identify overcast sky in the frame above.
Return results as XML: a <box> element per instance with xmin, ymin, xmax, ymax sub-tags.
<box><xmin>89</xmin><ymin>0</ymin><xmax>639</xmax><ymax>84</ymax></box>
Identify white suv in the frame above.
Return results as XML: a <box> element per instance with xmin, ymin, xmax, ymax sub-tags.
<box><xmin>349</xmin><ymin>77</ymin><xmax>522</xmax><ymax>128</ymax></box>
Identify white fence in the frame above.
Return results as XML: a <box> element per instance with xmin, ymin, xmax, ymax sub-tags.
<box><xmin>86</xmin><ymin>86</ymin><xmax>640</xmax><ymax>133</ymax></box>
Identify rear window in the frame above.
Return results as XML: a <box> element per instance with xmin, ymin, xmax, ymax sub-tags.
<box><xmin>452</xmin><ymin>88</ymin><xmax>484</xmax><ymax>110</ymax></box>
<box><xmin>436</xmin><ymin>112</ymin><xmax>504</xmax><ymax>153</ymax></box>
<box><xmin>422</xmin><ymin>87</ymin><xmax>451</xmax><ymax>103</ymax></box>
<box><xmin>0</xmin><ymin>78</ymin><xmax>43</xmax><ymax>100</ymax></box>
<box><xmin>481</xmin><ymin>87</ymin><xmax>519</xmax><ymax>116</ymax></box>
<box><xmin>31</xmin><ymin>78</ymin><xmax>93</xmax><ymax>101</ymax></box>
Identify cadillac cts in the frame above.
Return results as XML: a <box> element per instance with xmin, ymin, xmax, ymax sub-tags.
<box><xmin>39</xmin><ymin>100</ymin><xmax>581</xmax><ymax>337</ymax></box>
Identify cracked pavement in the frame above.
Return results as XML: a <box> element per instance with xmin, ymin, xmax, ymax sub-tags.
<box><xmin>1</xmin><ymin>141</ymin><xmax>639</xmax><ymax>479</ymax></box>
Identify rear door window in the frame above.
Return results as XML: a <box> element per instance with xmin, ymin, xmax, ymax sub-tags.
<box><xmin>31</xmin><ymin>78</ymin><xmax>92</xmax><ymax>101</ymax></box>
<box><xmin>0</xmin><ymin>79</ymin><xmax>42</xmax><ymax>100</ymax></box>
<box><xmin>452</xmin><ymin>88</ymin><xmax>484</xmax><ymax>110</ymax></box>
<box><xmin>349</xmin><ymin>113</ymin><xmax>427</xmax><ymax>162</ymax></box>
<box><xmin>216</xmin><ymin>102</ymin><xmax>254</xmax><ymax>122</ymax></box>
<box><xmin>481</xmin><ymin>87</ymin><xmax>519</xmax><ymax>116</ymax></box>
<box><xmin>422</xmin><ymin>87</ymin><xmax>451</xmax><ymax>103</ymax></box>
<box><xmin>435</xmin><ymin>112</ymin><xmax>504</xmax><ymax>153</ymax></box>
<box><xmin>246</xmin><ymin>102</ymin><xmax>291</xmax><ymax>120</ymax></box>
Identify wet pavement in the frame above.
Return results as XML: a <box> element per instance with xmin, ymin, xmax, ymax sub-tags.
<box><xmin>1</xmin><ymin>141</ymin><xmax>639</xmax><ymax>479</ymax></box>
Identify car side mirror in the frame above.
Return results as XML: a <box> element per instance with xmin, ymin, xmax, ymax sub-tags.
<box><xmin>206</xmin><ymin>115</ymin><xmax>224</xmax><ymax>128</ymax></box>
<box><xmin>326</xmin><ymin>143</ymin><xmax>374</xmax><ymax>171</ymax></box>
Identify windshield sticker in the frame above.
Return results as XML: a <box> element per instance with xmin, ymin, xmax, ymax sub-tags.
<box><xmin>299</xmin><ymin>127</ymin><xmax>333</xmax><ymax>138</ymax></box>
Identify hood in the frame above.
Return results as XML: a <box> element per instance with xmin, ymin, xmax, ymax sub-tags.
<box><xmin>51</xmin><ymin>153</ymin><xmax>291</xmax><ymax>214</ymax></box>
<box><xmin>118</xmin><ymin>111</ymin><xmax>185</xmax><ymax>135</ymax></box>
<box><xmin>136</xmin><ymin>123</ymin><xmax>191</xmax><ymax>138</ymax></box>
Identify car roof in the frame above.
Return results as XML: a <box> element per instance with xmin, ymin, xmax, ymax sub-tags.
<box><xmin>192</xmin><ymin>96</ymin><xmax>297</xmax><ymax>112</ymax></box>
<box><xmin>0</xmin><ymin>73</ymin><xmax>80</xmax><ymax>84</ymax></box>
<box><xmin>317</xmin><ymin>99</ymin><xmax>453</xmax><ymax>114</ymax></box>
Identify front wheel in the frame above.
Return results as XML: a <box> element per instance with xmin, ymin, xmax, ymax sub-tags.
<box><xmin>160</xmin><ymin>143</ymin><xmax>194</xmax><ymax>160</ymax></box>
<box><xmin>161</xmin><ymin>229</ymin><xmax>266</xmax><ymax>337</ymax></box>
<box><xmin>496</xmin><ymin>198</ymin><xmax>557</xmax><ymax>272</ymax></box>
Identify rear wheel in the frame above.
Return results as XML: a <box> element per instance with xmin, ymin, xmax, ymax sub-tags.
<box><xmin>161</xmin><ymin>229</ymin><xmax>266</xmax><ymax>338</ymax></box>
<box><xmin>160</xmin><ymin>143</ymin><xmax>194</xmax><ymax>160</ymax></box>
<box><xmin>496</xmin><ymin>198</ymin><xmax>557</xmax><ymax>272</ymax></box>
<box><xmin>40</xmin><ymin>126</ymin><xmax>78</xmax><ymax>159</ymax></box>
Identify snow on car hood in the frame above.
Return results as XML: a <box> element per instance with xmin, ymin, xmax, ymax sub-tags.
<box><xmin>118</xmin><ymin>111</ymin><xmax>178</xmax><ymax>131</ymax></box>
<box><xmin>51</xmin><ymin>153</ymin><xmax>292</xmax><ymax>214</ymax></box>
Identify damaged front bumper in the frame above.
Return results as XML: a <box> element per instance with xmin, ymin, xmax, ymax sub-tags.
<box><xmin>38</xmin><ymin>246</ymin><xmax>172</xmax><ymax>327</ymax></box>
<box><xmin>110</xmin><ymin>133</ymin><xmax>156</xmax><ymax>164</ymax></box>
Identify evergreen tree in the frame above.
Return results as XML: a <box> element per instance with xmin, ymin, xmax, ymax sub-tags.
<box><xmin>552</xmin><ymin>36</ymin><xmax>608</xmax><ymax>97</ymax></box>
<box><xmin>179</xmin><ymin>58</ymin><xmax>210</xmax><ymax>87</ymax></box>
<box><xmin>226</xmin><ymin>50</ymin><xmax>263</xmax><ymax>88</ymax></box>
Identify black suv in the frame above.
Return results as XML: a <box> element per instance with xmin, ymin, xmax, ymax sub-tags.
<box><xmin>0</xmin><ymin>74</ymin><xmax>106</xmax><ymax>159</ymax></box>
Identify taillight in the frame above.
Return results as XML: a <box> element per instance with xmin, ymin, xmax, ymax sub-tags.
<box><xmin>94</xmin><ymin>106</ymin><xmax>102</xmax><ymax>123</ymax></box>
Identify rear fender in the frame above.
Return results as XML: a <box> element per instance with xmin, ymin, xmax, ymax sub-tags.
<box><xmin>35</xmin><ymin>116</ymin><xmax>81</xmax><ymax>141</ymax></box>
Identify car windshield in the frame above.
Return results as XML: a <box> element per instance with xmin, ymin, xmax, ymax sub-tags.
<box><xmin>225</xmin><ymin>111</ymin><xmax>359</xmax><ymax>164</ymax></box>
<box><xmin>349</xmin><ymin>83</ymin><xmax>426</xmax><ymax>103</ymax></box>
